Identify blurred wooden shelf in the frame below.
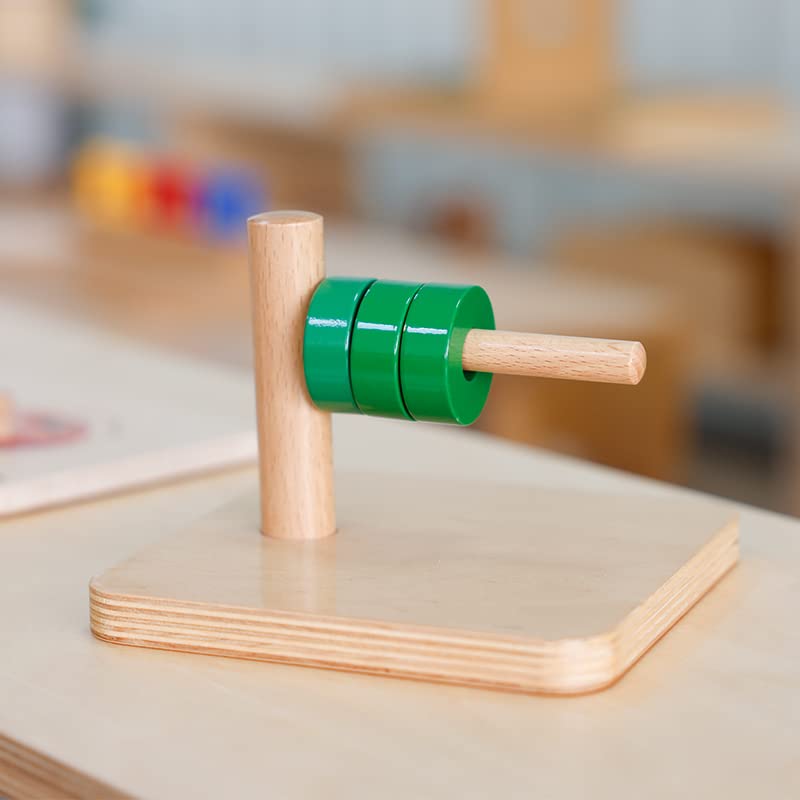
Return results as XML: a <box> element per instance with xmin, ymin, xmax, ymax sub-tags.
<box><xmin>65</xmin><ymin>48</ymin><xmax>351</xmax><ymax>132</ymax></box>
<box><xmin>59</xmin><ymin>33</ymin><xmax>800</xmax><ymax>188</ymax></box>
<box><xmin>338</xmin><ymin>86</ymin><xmax>609</xmax><ymax>146</ymax></box>
<box><xmin>341</xmin><ymin>87</ymin><xmax>800</xmax><ymax>184</ymax></box>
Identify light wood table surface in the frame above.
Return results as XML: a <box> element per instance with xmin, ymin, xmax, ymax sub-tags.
<box><xmin>1</xmin><ymin>398</ymin><xmax>798</xmax><ymax>797</ymax></box>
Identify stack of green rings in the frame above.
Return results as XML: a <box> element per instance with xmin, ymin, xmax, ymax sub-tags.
<box><xmin>303</xmin><ymin>278</ymin><xmax>495</xmax><ymax>425</ymax></box>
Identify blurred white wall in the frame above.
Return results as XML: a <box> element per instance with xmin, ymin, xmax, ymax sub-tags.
<box><xmin>68</xmin><ymin>0</ymin><xmax>800</xmax><ymax>248</ymax></box>
<box><xmin>79</xmin><ymin>0</ymin><xmax>800</xmax><ymax>98</ymax></box>
<box><xmin>78</xmin><ymin>0</ymin><xmax>475</xmax><ymax>84</ymax></box>
<box><xmin>621</xmin><ymin>0</ymin><xmax>785</xmax><ymax>91</ymax></box>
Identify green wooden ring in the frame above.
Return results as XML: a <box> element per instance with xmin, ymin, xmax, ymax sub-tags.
<box><xmin>303</xmin><ymin>277</ymin><xmax>376</xmax><ymax>412</ymax></box>
<box><xmin>400</xmin><ymin>284</ymin><xmax>494</xmax><ymax>425</ymax></box>
<box><xmin>350</xmin><ymin>280</ymin><xmax>423</xmax><ymax>419</ymax></box>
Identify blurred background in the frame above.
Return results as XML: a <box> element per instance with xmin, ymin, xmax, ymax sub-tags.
<box><xmin>2</xmin><ymin>0</ymin><xmax>800</xmax><ymax>512</ymax></box>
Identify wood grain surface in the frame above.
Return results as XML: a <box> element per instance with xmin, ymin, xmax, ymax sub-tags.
<box><xmin>90</xmin><ymin>473</ymin><xmax>737</xmax><ymax>695</ymax></box>
<box><xmin>0</xmin><ymin>734</ymin><xmax>131</xmax><ymax>800</ymax></box>
<box><xmin>247</xmin><ymin>211</ymin><xmax>335</xmax><ymax>540</ymax></box>
<box><xmin>0</xmin><ymin>415</ymin><xmax>797</xmax><ymax>797</ymax></box>
<box><xmin>462</xmin><ymin>329</ymin><xmax>647</xmax><ymax>384</ymax></box>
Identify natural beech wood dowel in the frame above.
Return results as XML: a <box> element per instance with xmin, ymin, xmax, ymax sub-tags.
<box><xmin>461</xmin><ymin>330</ymin><xmax>647</xmax><ymax>385</ymax></box>
<box><xmin>247</xmin><ymin>211</ymin><xmax>336</xmax><ymax>540</ymax></box>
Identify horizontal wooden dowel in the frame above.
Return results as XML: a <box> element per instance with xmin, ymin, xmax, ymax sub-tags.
<box><xmin>461</xmin><ymin>330</ymin><xmax>647</xmax><ymax>385</ymax></box>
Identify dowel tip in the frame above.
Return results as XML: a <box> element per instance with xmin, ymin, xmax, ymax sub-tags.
<box><xmin>247</xmin><ymin>210</ymin><xmax>322</xmax><ymax>229</ymax></box>
<box><xmin>628</xmin><ymin>342</ymin><xmax>647</xmax><ymax>385</ymax></box>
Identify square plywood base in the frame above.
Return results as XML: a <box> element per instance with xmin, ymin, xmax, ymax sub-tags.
<box><xmin>90</xmin><ymin>474</ymin><xmax>739</xmax><ymax>695</ymax></box>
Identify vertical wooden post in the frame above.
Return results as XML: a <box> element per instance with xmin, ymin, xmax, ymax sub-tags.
<box><xmin>247</xmin><ymin>211</ymin><xmax>336</xmax><ymax>540</ymax></box>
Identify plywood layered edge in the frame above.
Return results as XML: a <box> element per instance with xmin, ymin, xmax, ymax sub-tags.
<box><xmin>89</xmin><ymin>491</ymin><xmax>738</xmax><ymax>695</ymax></box>
<box><xmin>0</xmin><ymin>734</ymin><xmax>131</xmax><ymax>800</ymax></box>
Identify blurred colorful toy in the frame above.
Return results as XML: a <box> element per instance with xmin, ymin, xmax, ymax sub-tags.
<box><xmin>72</xmin><ymin>138</ymin><xmax>268</xmax><ymax>243</ymax></box>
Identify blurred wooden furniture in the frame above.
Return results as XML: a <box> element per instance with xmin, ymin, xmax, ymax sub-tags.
<box><xmin>342</xmin><ymin>91</ymin><xmax>800</xmax><ymax>504</ymax></box>
<box><xmin>0</xmin><ymin>205</ymin><xmax>686</xmax><ymax>482</ymax></box>
<box><xmin>479</xmin><ymin>0</ymin><xmax>614</xmax><ymax>120</ymax></box>
<box><xmin>0</xmin><ymin>406</ymin><xmax>797</xmax><ymax>797</ymax></box>
<box><xmin>479</xmin><ymin>336</ymin><xmax>684</xmax><ymax>480</ymax></box>
<box><xmin>30</xmin><ymin>0</ymin><xmax>800</xmax><ymax>507</ymax></box>
<box><xmin>477</xmin><ymin>318</ymin><xmax>683</xmax><ymax>480</ymax></box>
<box><xmin>0</xmin><ymin>0</ymin><xmax>69</xmax><ymax>80</ymax></box>
<box><xmin>548</xmin><ymin>221</ymin><xmax>778</xmax><ymax>370</ymax></box>
<box><xmin>175</xmin><ymin>116</ymin><xmax>353</xmax><ymax>216</ymax></box>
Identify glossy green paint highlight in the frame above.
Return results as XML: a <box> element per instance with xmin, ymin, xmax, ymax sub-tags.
<box><xmin>400</xmin><ymin>284</ymin><xmax>494</xmax><ymax>425</ymax></box>
<box><xmin>350</xmin><ymin>280</ymin><xmax>422</xmax><ymax>419</ymax></box>
<box><xmin>303</xmin><ymin>277</ymin><xmax>376</xmax><ymax>412</ymax></box>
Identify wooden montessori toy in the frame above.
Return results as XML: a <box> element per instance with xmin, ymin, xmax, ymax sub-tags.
<box><xmin>90</xmin><ymin>211</ymin><xmax>739</xmax><ymax>695</ymax></box>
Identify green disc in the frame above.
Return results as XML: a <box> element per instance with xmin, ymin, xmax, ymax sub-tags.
<box><xmin>400</xmin><ymin>284</ymin><xmax>494</xmax><ymax>425</ymax></box>
<box><xmin>350</xmin><ymin>280</ymin><xmax>422</xmax><ymax>419</ymax></box>
<box><xmin>303</xmin><ymin>277</ymin><xmax>376</xmax><ymax>412</ymax></box>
